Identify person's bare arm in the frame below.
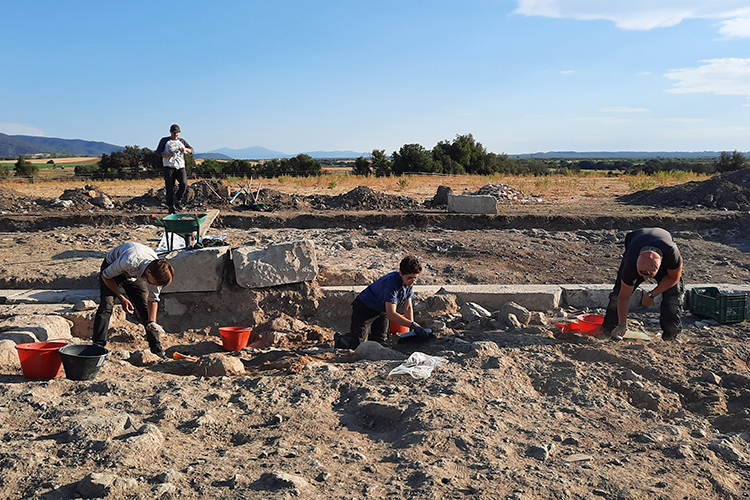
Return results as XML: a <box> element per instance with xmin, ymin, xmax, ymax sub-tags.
<box><xmin>614</xmin><ymin>281</ymin><xmax>634</xmax><ymax>335</ymax></box>
<box><xmin>148</xmin><ymin>301</ymin><xmax>158</xmax><ymax>323</ymax></box>
<box><xmin>641</xmin><ymin>264</ymin><xmax>682</xmax><ymax>307</ymax></box>
<box><xmin>385</xmin><ymin>302</ymin><xmax>414</xmax><ymax>327</ymax></box>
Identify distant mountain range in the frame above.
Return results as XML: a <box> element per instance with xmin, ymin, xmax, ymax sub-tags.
<box><xmin>512</xmin><ymin>151</ymin><xmax>737</xmax><ymax>159</ymax></box>
<box><xmin>1</xmin><ymin>133</ymin><xmax>741</xmax><ymax>161</ymax></box>
<box><xmin>0</xmin><ymin>133</ymin><xmax>123</xmax><ymax>157</ymax></box>
<box><xmin>205</xmin><ymin>146</ymin><xmax>369</xmax><ymax>160</ymax></box>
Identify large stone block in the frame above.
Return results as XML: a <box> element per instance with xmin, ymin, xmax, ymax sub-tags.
<box><xmin>163</xmin><ymin>247</ymin><xmax>230</xmax><ymax>293</ymax></box>
<box><xmin>0</xmin><ymin>315</ymin><xmax>73</xmax><ymax>342</ymax></box>
<box><xmin>233</xmin><ymin>240</ymin><xmax>318</xmax><ymax>289</ymax></box>
<box><xmin>447</xmin><ymin>193</ymin><xmax>498</xmax><ymax>214</ymax></box>
<box><xmin>60</xmin><ymin>306</ymin><xmax>126</xmax><ymax>340</ymax></box>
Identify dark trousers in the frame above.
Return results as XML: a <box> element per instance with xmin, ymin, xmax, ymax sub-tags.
<box><xmin>601</xmin><ymin>262</ymin><xmax>684</xmax><ymax>337</ymax></box>
<box><xmin>346</xmin><ymin>297</ymin><xmax>389</xmax><ymax>349</ymax></box>
<box><xmin>163</xmin><ymin>167</ymin><xmax>187</xmax><ymax>210</ymax></box>
<box><xmin>92</xmin><ymin>259</ymin><xmax>162</xmax><ymax>352</ymax></box>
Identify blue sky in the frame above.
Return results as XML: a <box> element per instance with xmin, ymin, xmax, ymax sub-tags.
<box><xmin>2</xmin><ymin>0</ymin><xmax>750</xmax><ymax>155</ymax></box>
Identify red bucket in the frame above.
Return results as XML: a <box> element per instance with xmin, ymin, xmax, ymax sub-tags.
<box><xmin>576</xmin><ymin>314</ymin><xmax>604</xmax><ymax>336</ymax></box>
<box><xmin>389</xmin><ymin>322</ymin><xmax>410</xmax><ymax>334</ymax></box>
<box><xmin>15</xmin><ymin>341</ymin><xmax>68</xmax><ymax>379</ymax></box>
<box><xmin>219</xmin><ymin>327</ymin><xmax>252</xmax><ymax>351</ymax></box>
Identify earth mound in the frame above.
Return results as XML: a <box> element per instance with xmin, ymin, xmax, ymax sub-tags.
<box><xmin>619</xmin><ymin>169</ymin><xmax>750</xmax><ymax>210</ymax></box>
<box><xmin>0</xmin><ymin>186</ymin><xmax>40</xmax><ymax>212</ymax></box>
<box><xmin>126</xmin><ymin>179</ymin><xmax>233</xmax><ymax>211</ymax></box>
<box><xmin>307</xmin><ymin>185</ymin><xmax>421</xmax><ymax>210</ymax></box>
<box><xmin>252</xmin><ymin>186</ymin><xmax>421</xmax><ymax>211</ymax></box>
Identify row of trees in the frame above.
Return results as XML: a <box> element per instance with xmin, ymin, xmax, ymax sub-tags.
<box><xmin>191</xmin><ymin>155</ymin><xmax>322</xmax><ymax>178</ymax></box>
<box><xmin>352</xmin><ymin>134</ymin><xmax>548</xmax><ymax>177</ymax></box>
<box><xmin>563</xmin><ymin>150</ymin><xmax>746</xmax><ymax>175</ymax></box>
<box><xmin>2</xmin><ymin>136</ymin><xmax>746</xmax><ymax>180</ymax></box>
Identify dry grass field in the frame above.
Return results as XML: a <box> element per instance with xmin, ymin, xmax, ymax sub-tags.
<box><xmin>1</xmin><ymin>165</ymin><xmax>709</xmax><ymax>205</ymax></box>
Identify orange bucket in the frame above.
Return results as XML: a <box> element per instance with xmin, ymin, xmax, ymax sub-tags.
<box><xmin>15</xmin><ymin>341</ymin><xmax>68</xmax><ymax>379</ymax></box>
<box><xmin>219</xmin><ymin>327</ymin><xmax>252</xmax><ymax>351</ymax></box>
<box><xmin>389</xmin><ymin>322</ymin><xmax>410</xmax><ymax>334</ymax></box>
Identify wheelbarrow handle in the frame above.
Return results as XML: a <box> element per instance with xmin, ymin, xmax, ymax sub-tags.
<box><xmin>150</xmin><ymin>214</ymin><xmax>166</xmax><ymax>228</ymax></box>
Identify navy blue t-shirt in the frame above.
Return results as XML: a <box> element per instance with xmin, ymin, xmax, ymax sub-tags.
<box><xmin>357</xmin><ymin>271</ymin><xmax>413</xmax><ymax>312</ymax></box>
<box><xmin>621</xmin><ymin>228</ymin><xmax>682</xmax><ymax>286</ymax></box>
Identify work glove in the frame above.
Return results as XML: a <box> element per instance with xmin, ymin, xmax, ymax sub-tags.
<box><xmin>146</xmin><ymin>321</ymin><xmax>166</xmax><ymax>334</ymax></box>
<box><xmin>411</xmin><ymin>322</ymin><xmax>430</xmax><ymax>339</ymax></box>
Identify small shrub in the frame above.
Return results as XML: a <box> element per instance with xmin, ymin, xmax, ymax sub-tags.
<box><xmin>397</xmin><ymin>178</ymin><xmax>409</xmax><ymax>190</ymax></box>
<box><xmin>328</xmin><ymin>179</ymin><xmax>338</xmax><ymax>190</ymax></box>
<box><xmin>534</xmin><ymin>177</ymin><xmax>551</xmax><ymax>189</ymax></box>
<box><xmin>628</xmin><ymin>177</ymin><xmax>657</xmax><ymax>191</ymax></box>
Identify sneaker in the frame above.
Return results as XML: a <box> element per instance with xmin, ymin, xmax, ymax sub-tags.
<box><xmin>152</xmin><ymin>349</ymin><xmax>167</xmax><ymax>359</ymax></box>
<box><xmin>661</xmin><ymin>332</ymin><xmax>679</xmax><ymax>341</ymax></box>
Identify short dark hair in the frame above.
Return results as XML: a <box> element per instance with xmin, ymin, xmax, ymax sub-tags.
<box><xmin>399</xmin><ymin>255</ymin><xmax>422</xmax><ymax>275</ymax></box>
<box><xmin>147</xmin><ymin>259</ymin><xmax>174</xmax><ymax>286</ymax></box>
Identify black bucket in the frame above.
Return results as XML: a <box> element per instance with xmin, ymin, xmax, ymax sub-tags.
<box><xmin>59</xmin><ymin>344</ymin><xmax>109</xmax><ymax>381</ymax></box>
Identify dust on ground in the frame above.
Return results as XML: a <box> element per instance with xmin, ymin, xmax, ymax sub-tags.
<box><xmin>1</xmin><ymin>174</ymin><xmax>750</xmax><ymax>499</ymax></box>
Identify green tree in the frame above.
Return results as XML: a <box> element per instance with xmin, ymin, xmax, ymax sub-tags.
<box><xmin>716</xmin><ymin>150</ymin><xmax>746</xmax><ymax>172</ymax></box>
<box><xmin>14</xmin><ymin>156</ymin><xmax>39</xmax><ymax>178</ymax></box>
<box><xmin>285</xmin><ymin>154</ymin><xmax>322</xmax><ymax>176</ymax></box>
<box><xmin>432</xmin><ymin>134</ymin><xmax>505</xmax><ymax>175</ymax></box>
<box><xmin>352</xmin><ymin>156</ymin><xmax>371</xmax><ymax>176</ymax></box>
<box><xmin>371</xmin><ymin>149</ymin><xmax>392</xmax><ymax>177</ymax></box>
<box><xmin>392</xmin><ymin>143</ymin><xmax>436</xmax><ymax>174</ymax></box>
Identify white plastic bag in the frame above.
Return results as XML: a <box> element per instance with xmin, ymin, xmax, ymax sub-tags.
<box><xmin>388</xmin><ymin>352</ymin><xmax>448</xmax><ymax>379</ymax></box>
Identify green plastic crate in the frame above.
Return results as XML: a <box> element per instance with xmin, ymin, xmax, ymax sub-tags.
<box><xmin>689</xmin><ymin>287</ymin><xmax>747</xmax><ymax>324</ymax></box>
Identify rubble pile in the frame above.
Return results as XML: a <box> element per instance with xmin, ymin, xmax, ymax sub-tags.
<box><xmin>57</xmin><ymin>185</ymin><xmax>116</xmax><ymax>210</ymax></box>
<box><xmin>126</xmin><ymin>179</ymin><xmax>233</xmax><ymax>211</ymax></box>
<box><xmin>308</xmin><ymin>186</ymin><xmax>421</xmax><ymax>211</ymax></box>
<box><xmin>620</xmin><ymin>168</ymin><xmax>750</xmax><ymax>210</ymax></box>
<box><xmin>0</xmin><ymin>186</ymin><xmax>40</xmax><ymax>213</ymax></box>
<box><xmin>469</xmin><ymin>183</ymin><xmax>544</xmax><ymax>204</ymax></box>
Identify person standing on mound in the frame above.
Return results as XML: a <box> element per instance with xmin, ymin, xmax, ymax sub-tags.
<box><xmin>155</xmin><ymin>124</ymin><xmax>193</xmax><ymax>214</ymax></box>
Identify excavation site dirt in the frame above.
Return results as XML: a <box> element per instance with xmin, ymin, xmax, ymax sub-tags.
<box><xmin>1</xmin><ymin>174</ymin><xmax>750</xmax><ymax>500</ymax></box>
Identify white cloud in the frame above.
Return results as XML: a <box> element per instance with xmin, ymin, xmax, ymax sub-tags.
<box><xmin>665</xmin><ymin>58</ymin><xmax>750</xmax><ymax>96</ymax></box>
<box><xmin>718</xmin><ymin>16</ymin><xmax>750</xmax><ymax>38</ymax></box>
<box><xmin>514</xmin><ymin>1</ymin><xmax>750</xmax><ymax>36</ymax></box>
<box><xmin>600</xmin><ymin>106</ymin><xmax>649</xmax><ymax>113</ymax></box>
<box><xmin>561</xmin><ymin>70</ymin><xmax>574</xmax><ymax>74</ymax></box>
<box><xmin>0</xmin><ymin>123</ymin><xmax>45</xmax><ymax>136</ymax></box>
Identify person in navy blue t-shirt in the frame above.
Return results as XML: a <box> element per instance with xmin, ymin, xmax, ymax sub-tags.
<box><xmin>334</xmin><ymin>255</ymin><xmax>429</xmax><ymax>349</ymax></box>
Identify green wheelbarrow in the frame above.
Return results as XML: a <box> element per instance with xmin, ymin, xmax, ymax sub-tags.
<box><xmin>151</xmin><ymin>213</ymin><xmax>208</xmax><ymax>252</ymax></box>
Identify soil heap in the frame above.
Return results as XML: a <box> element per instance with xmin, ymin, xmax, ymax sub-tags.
<box><xmin>0</xmin><ymin>186</ymin><xmax>39</xmax><ymax>213</ymax></box>
<box><xmin>620</xmin><ymin>168</ymin><xmax>750</xmax><ymax>210</ymax></box>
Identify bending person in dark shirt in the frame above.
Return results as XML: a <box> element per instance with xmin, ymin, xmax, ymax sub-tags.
<box><xmin>601</xmin><ymin>228</ymin><xmax>684</xmax><ymax>341</ymax></box>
